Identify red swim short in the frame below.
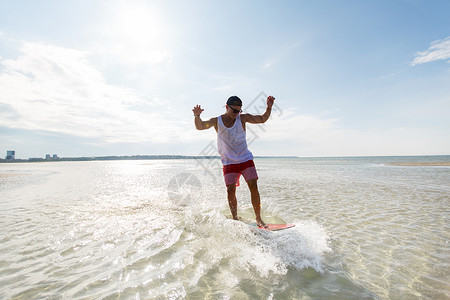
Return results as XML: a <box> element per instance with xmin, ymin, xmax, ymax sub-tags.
<box><xmin>223</xmin><ymin>160</ymin><xmax>258</xmax><ymax>186</ymax></box>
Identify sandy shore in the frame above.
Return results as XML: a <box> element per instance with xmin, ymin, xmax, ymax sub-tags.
<box><xmin>0</xmin><ymin>173</ymin><xmax>26</xmax><ymax>178</ymax></box>
<box><xmin>386</xmin><ymin>162</ymin><xmax>450</xmax><ymax>166</ymax></box>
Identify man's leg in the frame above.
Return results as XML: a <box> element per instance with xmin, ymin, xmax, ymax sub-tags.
<box><xmin>226</xmin><ymin>183</ymin><xmax>238</xmax><ymax>220</ymax></box>
<box><xmin>246</xmin><ymin>179</ymin><xmax>266</xmax><ymax>227</ymax></box>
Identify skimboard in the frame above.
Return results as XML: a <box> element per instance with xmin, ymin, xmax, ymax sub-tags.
<box><xmin>248</xmin><ymin>223</ymin><xmax>295</xmax><ymax>231</ymax></box>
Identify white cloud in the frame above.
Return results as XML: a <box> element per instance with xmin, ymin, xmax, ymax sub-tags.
<box><xmin>410</xmin><ymin>37</ymin><xmax>450</xmax><ymax>66</ymax></box>
<box><xmin>0</xmin><ymin>42</ymin><xmax>184</xmax><ymax>144</ymax></box>
<box><xmin>262</xmin><ymin>41</ymin><xmax>302</xmax><ymax>69</ymax></box>
<box><xmin>256</xmin><ymin>108</ymin><xmax>339</xmax><ymax>142</ymax></box>
<box><xmin>263</xmin><ymin>62</ymin><xmax>272</xmax><ymax>69</ymax></box>
<box><xmin>246</xmin><ymin>108</ymin><xmax>450</xmax><ymax>157</ymax></box>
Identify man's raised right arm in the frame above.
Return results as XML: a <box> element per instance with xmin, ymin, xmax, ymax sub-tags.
<box><xmin>192</xmin><ymin>105</ymin><xmax>217</xmax><ymax>130</ymax></box>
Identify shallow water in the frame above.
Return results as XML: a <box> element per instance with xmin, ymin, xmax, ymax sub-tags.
<box><xmin>0</xmin><ymin>157</ymin><xmax>449</xmax><ymax>299</ymax></box>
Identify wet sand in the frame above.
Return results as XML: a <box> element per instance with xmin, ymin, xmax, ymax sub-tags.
<box><xmin>0</xmin><ymin>173</ymin><xmax>25</xmax><ymax>178</ymax></box>
<box><xmin>386</xmin><ymin>162</ymin><xmax>450</xmax><ymax>166</ymax></box>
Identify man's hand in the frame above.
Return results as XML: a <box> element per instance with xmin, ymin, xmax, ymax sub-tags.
<box><xmin>192</xmin><ymin>105</ymin><xmax>204</xmax><ymax>117</ymax></box>
<box><xmin>267</xmin><ymin>96</ymin><xmax>275</xmax><ymax>109</ymax></box>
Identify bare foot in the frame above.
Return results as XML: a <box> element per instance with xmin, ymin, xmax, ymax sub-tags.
<box><xmin>256</xmin><ymin>218</ymin><xmax>267</xmax><ymax>228</ymax></box>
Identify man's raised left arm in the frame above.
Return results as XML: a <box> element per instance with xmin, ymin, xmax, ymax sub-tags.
<box><xmin>243</xmin><ymin>96</ymin><xmax>275</xmax><ymax>124</ymax></box>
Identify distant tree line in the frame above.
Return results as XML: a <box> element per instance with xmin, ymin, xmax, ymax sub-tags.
<box><xmin>0</xmin><ymin>155</ymin><xmax>220</xmax><ymax>163</ymax></box>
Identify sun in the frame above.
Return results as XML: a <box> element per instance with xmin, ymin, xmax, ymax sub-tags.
<box><xmin>106</xmin><ymin>1</ymin><xmax>171</xmax><ymax>64</ymax></box>
<box><xmin>115</xmin><ymin>3</ymin><xmax>163</xmax><ymax>46</ymax></box>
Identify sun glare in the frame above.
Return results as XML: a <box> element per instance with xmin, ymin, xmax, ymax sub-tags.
<box><xmin>106</xmin><ymin>2</ymin><xmax>170</xmax><ymax>64</ymax></box>
<box><xmin>115</xmin><ymin>4</ymin><xmax>163</xmax><ymax>46</ymax></box>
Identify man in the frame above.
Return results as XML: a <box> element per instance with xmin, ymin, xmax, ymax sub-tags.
<box><xmin>192</xmin><ymin>95</ymin><xmax>275</xmax><ymax>227</ymax></box>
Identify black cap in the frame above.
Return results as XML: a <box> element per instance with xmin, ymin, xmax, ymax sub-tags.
<box><xmin>226</xmin><ymin>96</ymin><xmax>242</xmax><ymax>106</ymax></box>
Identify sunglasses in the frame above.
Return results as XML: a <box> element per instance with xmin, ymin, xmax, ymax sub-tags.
<box><xmin>228</xmin><ymin>106</ymin><xmax>242</xmax><ymax>114</ymax></box>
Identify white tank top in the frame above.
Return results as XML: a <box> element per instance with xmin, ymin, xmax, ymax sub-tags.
<box><xmin>217</xmin><ymin>114</ymin><xmax>254</xmax><ymax>165</ymax></box>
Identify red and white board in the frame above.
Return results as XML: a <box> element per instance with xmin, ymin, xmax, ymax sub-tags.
<box><xmin>248</xmin><ymin>223</ymin><xmax>296</xmax><ymax>231</ymax></box>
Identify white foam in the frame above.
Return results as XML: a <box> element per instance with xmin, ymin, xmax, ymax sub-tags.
<box><xmin>179</xmin><ymin>208</ymin><xmax>331</xmax><ymax>279</ymax></box>
<box><xmin>260</xmin><ymin>220</ymin><xmax>332</xmax><ymax>273</ymax></box>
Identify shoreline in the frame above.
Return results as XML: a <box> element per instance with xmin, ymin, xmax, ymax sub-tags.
<box><xmin>386</xmin><ymin>162</ymin><xmax>450</xmax><ymax>166</ymax></box>
<box><xmin>0</xmin><ymin>173</ymin><xmax>27</xmax><ymax>178</ymax></box>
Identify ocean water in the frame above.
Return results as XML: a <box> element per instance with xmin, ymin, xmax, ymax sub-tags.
<box><xmin>0</xmin><ymin>156</ymin><xmax>448</xmax><ymax>299</ymax></box>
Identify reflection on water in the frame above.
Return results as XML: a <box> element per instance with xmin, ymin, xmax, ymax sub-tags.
<box><xmin>0</xmin><ymin>157</ymin><xmax>448</xmax><ymax>299</ymax></box>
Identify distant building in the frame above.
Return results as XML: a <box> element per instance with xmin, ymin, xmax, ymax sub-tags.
<box><xmin>44</xmin><ymin>154</ymin><xmax>59</xmax><ymax>160</ymax></box>
<box><xmin>6</xmin><ymin>150</ymin><xmax>15</xmax><ymax>160</ymax></box>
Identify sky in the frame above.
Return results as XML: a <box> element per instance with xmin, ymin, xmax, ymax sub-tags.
<box><xmin>0</xmin><ymin>0</ymin><xmax>449</xmax><ymax>158</ymax></box>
